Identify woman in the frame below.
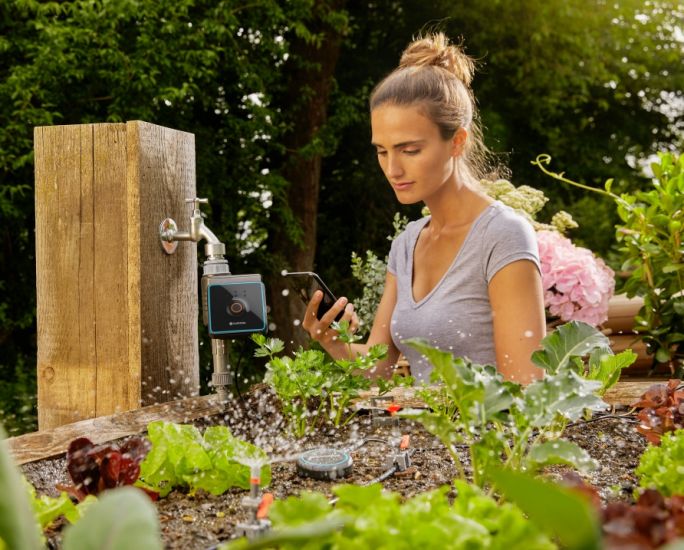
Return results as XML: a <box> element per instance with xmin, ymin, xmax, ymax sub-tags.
<box><xmin>302</xmin><ymin>33</ymin><xmax>545</xmax><ymax>384</ymax></box>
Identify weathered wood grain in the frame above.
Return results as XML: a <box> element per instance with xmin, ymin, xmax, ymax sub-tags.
<box><xmin>34</xmin><ymin>122</ymin><xmax>199</xmax><ymax>430</ymax></box>
<box><xmin>131</xmin><ymin>121</ymin><xmax>199</xmax><ymax>406</ymax></box>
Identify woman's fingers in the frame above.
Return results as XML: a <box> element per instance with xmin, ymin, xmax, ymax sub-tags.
<box><xmin>319</xmin><ymin>297</ymin><xmax>348</xmax><ymax>327</ymax></box>
<box><xmin>302</xmin><ymin>290</ymin><xmax>322</xmax><ymax>330</ymax></box>
<box><xmin>349</xmin><ymin>310</ymin><xmax>360</xmax><ymax>333</ymax></box>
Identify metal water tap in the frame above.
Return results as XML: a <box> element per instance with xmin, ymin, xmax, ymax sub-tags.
<box><xmin>160</xmin><ymin>198</ymin><xmax>228</xmax><ymax>263</ymax></box>
<box><xmin>159</xmin><ymin>198</ymin><xmax>232</xmax><ymax>401</ymax></box>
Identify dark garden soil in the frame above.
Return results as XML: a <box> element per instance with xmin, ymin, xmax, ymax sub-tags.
<box><xmin>21</xmin><ymin>386</ymin><xmax>648</xmax><ymax>550</ymax></box>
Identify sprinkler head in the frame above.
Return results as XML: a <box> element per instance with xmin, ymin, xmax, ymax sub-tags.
<box><xmin>297</xmin><ymin>447</ymin><xmax>353</xmax><ymax>481</ymax></box>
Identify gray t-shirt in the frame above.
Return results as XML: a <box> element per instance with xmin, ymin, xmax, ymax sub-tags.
<box><xmin>387</xmin><ymin>201</ymin><xmax>540</xmax><ymax>383</ymax></box>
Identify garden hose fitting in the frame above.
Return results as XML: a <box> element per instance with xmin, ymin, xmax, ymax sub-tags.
<box><xmin>235</xmin><ymin>466</ymin><xmax>272</xmax><ymax>539</ymax></box>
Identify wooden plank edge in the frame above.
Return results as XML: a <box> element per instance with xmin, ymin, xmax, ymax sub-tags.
<box><xmin>5</xmin><ymin>394</ymin><xmax>225</xmax><ymax>466</ymax></box>
<box><xmin>356</xmin><ymin>378</ymin><xmax>669</xmax><ymax>410</ymax></box>
<box><xmin>603</xmin><ymin>378</ymin><xmax>665</xmax><ymax>407</ymax></box>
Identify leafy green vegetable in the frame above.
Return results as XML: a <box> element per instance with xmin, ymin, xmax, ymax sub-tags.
<box><xmin>636</xmin><ymin>429</ymin><xmax>684</xmax><ymax>497</ymax></box>
<box><xmin>532</xmin><ymin>321</ymin><xmax>635</xmax><ymax>394</ymax></box>
<box><xmin>24</xmin><ymin>477</ymin><xmax>95</xmax><ymax>528</ymax></box>
<box><xmin>490</xmin><ymin>467</ymin><xmax>601</xmax><ymax>550</ymax></box>
<box><xmin>0</xmin><ymin>426</ymin><xmax>43</xmax><ymax>550</ymax></box>
<box><xmin>62</xmin><ymin>487</ymin><xmax>162</xmax><ymax>550</ymax></box>
<box><xmin>138</xmin><ymin>421</ymin><xmax>270</xmax><ymax>498</ymax></box>
<box><xmin>525</xmin><ymin>440</ymin><xmax>598</xmax><ymax>472</ymax></box>
<box><xmin>225</xmin><ymin>481</ymin><xmax>555</xmax><ymax>549</ymax></box>
<box><xmin>531</xmin><ymin>321</ymin><xmax>611</xmax><ymax>373</ymax></box>
<box><xmin>404</xmin><ymin>322</ymin><xmax>614</xmax><ymax>487</ymax></box>
<box><xmin>253</xmin><ymin>329</ymin><xmax>408</xmax><ymax>438</ymax></box>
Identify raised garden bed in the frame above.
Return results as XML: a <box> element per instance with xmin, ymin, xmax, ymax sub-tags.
<box><xmin>17</xmin><ymin>383</ymin><xmax>651</xmax><ymax>549</ymax></box>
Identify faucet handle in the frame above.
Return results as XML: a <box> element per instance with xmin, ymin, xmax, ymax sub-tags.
<box><xmin>186</xmin><ymin>197</ymin><xmax>209</xmax><ymax>213</ymax></box>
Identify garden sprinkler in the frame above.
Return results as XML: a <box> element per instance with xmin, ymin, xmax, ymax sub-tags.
<box><xmin>160</xmin><ymin>198</ymin><xmax>267</xmax><ymax>401</ymax></box>
<box><xmin>296</xmin><ymin>447</ymin><xmax>354</xmax><ymax>481</ymax></box>
<box><xmin>235</xmin><ymin>465</ymin><xmax>273</xmax><ymax>539</ymax></box>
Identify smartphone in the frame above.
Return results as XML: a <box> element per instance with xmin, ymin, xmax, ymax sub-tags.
<box><xmin>283</xmin><ymin>271</ymin><xmax>344</xmax><ymax>322</ymax></box>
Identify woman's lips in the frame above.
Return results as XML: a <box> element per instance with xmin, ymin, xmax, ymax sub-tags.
<box><xmin>393</xmin><ymin>181</ymin><xmax>414</xmax><ymax>190</ymax></box>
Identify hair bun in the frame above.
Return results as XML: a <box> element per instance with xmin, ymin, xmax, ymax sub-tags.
<box><xmin>399</xmin><ymin>32</ymin><xmax>474</xmax><ymax>87</ymax></box>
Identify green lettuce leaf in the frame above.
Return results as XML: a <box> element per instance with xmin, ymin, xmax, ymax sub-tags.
<box><xmin>139</xmin><ymin>421</ymin><xmax>271</xmax><ymax>497</ymax></box>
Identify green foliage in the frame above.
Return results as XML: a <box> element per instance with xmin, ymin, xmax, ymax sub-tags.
<box><xmin>531</xmin><ymin>320</ymin><xmax>635</xmax><ymax>394</ymax></box>
<box><xmin>636</xmin><ymin>429</ymin><xmax>684</xmax><ymax>497</ymax></box>
<box><xmin>225</xmin><ymin>481</ymin><xmax>555</xmax><ymax>549</ymax></box>
<box><xmin>350</xmin><ymin>213</ymin><xmax>408</xmax><ymax>335</ymax></box>
<box><xmin>536</xmin><ymin>153</ymin><xmax>684</xmax><ymax>368</ymax></box>
<box><xmin>61</xmin><ymin>487</ymin><xmax>162</xmax><ymax>550</ymax></box>
<box><xmin>253</xmin><ymin>329</ymin><xmax>399</xmax><ymax>437</ymax></box>
<box><xmin>0</xmin><ymin>354</ymin><xmax>37</xmax><ymax>436</ymax></box>
<box><xmin>490</xmin><ymin>467</ymin><xmax>601</xmax><ymax>550</ymax></box>
<box><xmin>0</xmin><ymin>0</ymin><xmax>321</xmax><ymax>433</ymax></box>
<box><xmin>138</xmin><ymin>421</ymin><xmax>270</xmax><ymax>498</ymax></box>
<box><xmin>0</xmin><ymin>427</ymin><xmax>43</xmax><ymax>550</ymax></box>
<box><xmin>404</xmin><ymin>322</ymin><xmax>631</xmax><ymax>486</ymax></box>
<box><xmin>24</xmin><ymin>477</ymin><xmax>95</xmax><ymax>529</ymax></box>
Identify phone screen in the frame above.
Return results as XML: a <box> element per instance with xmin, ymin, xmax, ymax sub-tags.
<box><xmin>283</xmin><ymin>272</ymin><xmax>343</xmax><ymax>322</ymax></box>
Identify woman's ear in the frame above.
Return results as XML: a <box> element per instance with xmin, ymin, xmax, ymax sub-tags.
<box><xmin>451</xmin><ymin>127</ymin><xmax>468</xmax><ymax>157</ymax></box>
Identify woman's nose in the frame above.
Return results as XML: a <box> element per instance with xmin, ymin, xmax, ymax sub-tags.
<box><xmin>386</xmin><ymin>154</ymin><xmax>404</xmax><ymax>178</ymax></box>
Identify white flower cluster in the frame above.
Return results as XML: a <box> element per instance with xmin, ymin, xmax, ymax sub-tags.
<box><xmin>480</xmin><ymin>178</ymin><xmax>577</xmax><ymax>234</ymax></box>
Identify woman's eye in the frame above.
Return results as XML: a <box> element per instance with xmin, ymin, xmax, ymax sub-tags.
<box><xmin>403</xmin><ymin>149</ymin><xmax>420</xmax><ymax>155</ymax></box>
<box><xmin>376</xmin><ymin>150</ymin><xmax>387</xmax><ymax>157</ymax></box>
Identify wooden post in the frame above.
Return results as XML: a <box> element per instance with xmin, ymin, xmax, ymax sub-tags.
<box><xmin>34</xmin><ymin>121</ymin><xmax>200</xmax><ymax>430</ymax></box>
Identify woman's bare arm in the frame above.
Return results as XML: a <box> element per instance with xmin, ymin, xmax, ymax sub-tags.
<box><xmin>488</xmin><ymin>260</ymin><xmax>546</xmax><ymax>384</ymax></box>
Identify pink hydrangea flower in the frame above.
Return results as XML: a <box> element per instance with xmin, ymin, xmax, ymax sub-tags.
<box><xmin>536</xmin><ymin>230</ymin><xmax>615</xmax><ymax>326</ymax></box>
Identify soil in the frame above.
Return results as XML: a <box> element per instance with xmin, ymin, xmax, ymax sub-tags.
<box><xmin>21</xmin><ymin>387</ymin><xmax>648</xmax><ymax>550</ymax></box>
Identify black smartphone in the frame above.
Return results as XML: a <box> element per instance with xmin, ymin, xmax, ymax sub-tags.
<box><xmin>283</xmin><ymin>271</ymin><xmax>344</xmax><ymax>322</ymax></box>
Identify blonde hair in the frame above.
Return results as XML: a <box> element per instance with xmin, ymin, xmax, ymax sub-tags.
<box><xmin>370</xmin><ymin>33</ymin><xmax>496</xmax><ymax>183</ymax></box>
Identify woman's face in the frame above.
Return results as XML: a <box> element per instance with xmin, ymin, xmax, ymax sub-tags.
<box><xmin>371</xmin><ymin>103</ymin><xmax>462</xmax><ymax>205</ymax></box>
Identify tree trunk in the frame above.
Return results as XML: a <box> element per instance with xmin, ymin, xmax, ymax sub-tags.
<box><xmin>268</xmin><ymin>2</ymin><xmax>347</xmax><ymax>353</ymax></box>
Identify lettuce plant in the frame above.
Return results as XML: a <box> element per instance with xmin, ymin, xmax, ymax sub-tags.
<box><xmin>138</xmin><ymin>421</ymin><xmax>271</xmax><ymax>498</ymax></box>
<box><xmin>224</xmin><ymin>481</ymin><xmax>555</xmax><ymax>549</ymax></box>
<box><xmin>60</xmin><ymin>436</ymin><xmax>151</xmax><ymax>500</ymax></box>
<box><xmin>406</xmin><ymin>322</ymin><xmax>634</xmax><ymax>487</ymax></box>
<box><xmin>24</xmin><ymin>477</ymin><xmax>95</xmax><ymax>530</ymax></box>
<box><xmin>636</xmin><ymin>429</ymin><xmax>684</xmax><ymax>497</ymax></box>
<box><xmin>632</xmin><ymin>379</ymin><xmax>684</xmax><ymax>444</ymax></box>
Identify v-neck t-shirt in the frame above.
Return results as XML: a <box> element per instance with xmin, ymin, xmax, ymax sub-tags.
<box><xmin>386</xmin><ymin>201</ymin><xmax>540</xmax><ymax>383</ymax></box>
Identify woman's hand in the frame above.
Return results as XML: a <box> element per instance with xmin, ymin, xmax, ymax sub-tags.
<box><xmin>301</xmin><ymin>290</ymin><xmax>360</xmax><ymax>351</ymax></box>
